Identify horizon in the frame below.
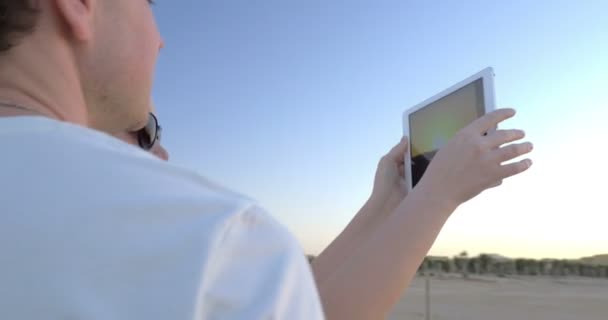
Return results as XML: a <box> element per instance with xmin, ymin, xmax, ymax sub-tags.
<box><xmin>308</xmin><ymin>252</ymin><xmax>608</xmax><ymax>262</ymax></box>
<box><xmin>152</xmin><ymin>1</ymin><xmax>608</xmax><ymax>260</ymax></box>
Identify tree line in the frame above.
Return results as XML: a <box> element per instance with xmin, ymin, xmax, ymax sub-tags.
<box><xmin>418</xmin><ymin>251</ymin><xmax>608</xmax><ymax>279</ymax></box>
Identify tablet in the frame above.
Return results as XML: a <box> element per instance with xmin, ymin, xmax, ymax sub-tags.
<box><xmin>402</xmin><ymin>67</ymin><xmax>496</xmax><ymax>191</ymax></box>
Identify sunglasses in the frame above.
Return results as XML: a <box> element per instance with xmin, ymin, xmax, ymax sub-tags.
<box><xmin>136</xmin><ymin>112</ymin><xmax>162</xmax><ymax>151</ymax></box>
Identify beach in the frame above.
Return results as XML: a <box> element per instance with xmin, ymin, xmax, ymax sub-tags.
<box><xmin>388</xmin><ymin>274</ymin><xmax>608</xmax><ymax>320</ymax></box>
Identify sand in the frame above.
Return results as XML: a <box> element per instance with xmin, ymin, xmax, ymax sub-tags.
<box><xmin>388</xmin><ymin>274</ymin><xmax>608</xmax><ymax>320</ymax></box>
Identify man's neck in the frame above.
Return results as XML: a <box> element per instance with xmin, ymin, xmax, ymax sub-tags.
<box><xmin>0</xmin><ymin>40</ymin><xmax>89</xmax><ymax>126</ymax></box>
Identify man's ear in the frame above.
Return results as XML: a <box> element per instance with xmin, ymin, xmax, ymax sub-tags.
<box><xmin>53</xmin><ymin>0</ymin><xmax>95</xmax><ymax>41</ymax></box>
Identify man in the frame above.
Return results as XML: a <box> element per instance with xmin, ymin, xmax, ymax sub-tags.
<box><xmin>0</xmin><ymin>1</ymin><xmax>323</xmax><ymax>318</ymax></box>
<box><xmin>0</xmin><ymin>1</ymin><xmax>533</xmax><ymax>319</ymax></box>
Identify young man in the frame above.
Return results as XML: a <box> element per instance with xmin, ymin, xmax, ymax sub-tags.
<box><xmin>0</xmin><ymin>1</ymin><xmax>533</xmax><ymax>319</ymax></box>
<box><xmin>0</xmin><ymin>1</ymin><xmax>322</xmax><ymax>318</ymax></box>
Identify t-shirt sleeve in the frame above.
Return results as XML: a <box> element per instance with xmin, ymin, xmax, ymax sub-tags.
<box><xmin>196</xmin><ymin>205</ymin><xmax>325</xmax><ymax>320</ymax></box>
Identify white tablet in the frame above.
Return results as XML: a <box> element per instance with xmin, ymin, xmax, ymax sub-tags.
<box><xmin>402</xmin><ymin>67</ymin><xmax>496</xmax><ymax>191</ymax></box>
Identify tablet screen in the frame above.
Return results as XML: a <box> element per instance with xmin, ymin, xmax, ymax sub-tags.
<box><xmin>409</xmin><ymin>78</ymin><xmax>486</xmax><ymax>187</ymax></box>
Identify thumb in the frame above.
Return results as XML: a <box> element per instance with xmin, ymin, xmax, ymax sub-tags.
<box><xmin>386</xmin><ymin>136</ymin><xmax>409</xmax><ymax>162</ymax></box>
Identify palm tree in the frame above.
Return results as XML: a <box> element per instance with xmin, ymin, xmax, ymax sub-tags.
<box><xmin>581</xmin><ymin>263</ymin><xmax>592</xmax><ymax>277</ymax></box>
<box><xmin>494</xmin><ymin>262</ymin><xmax>506</xmax><ymax>277</ymax></box>
<box><xmin>528</xmin><ymin>259</ymin><xmax>540</xmax><ymax>276</ymax></box>
<box><xmin>431</xmin><ymin>260</ymin><xmax>443</xmax><ymax>275</ymax></box>
<box><xmin>479</xmin><ymin>254</ymin><xmax>491</xmax><ymax>274</ymax></box>
<box><xmin>457</xmin><ymin>251</ymin><xmax>469</xmax><ymax>279</ymax></box>
<box><xmin>551</xmin><ymin>260</ymin><xmax>563</xmax><ymax>277</ymax></box>
<box><xmin>572</xmin><ymin>262</ymin><xmax>583</xmax><ymax>277</ymax></box>
<box><xmin>440</xmin><ymin>260</ymin><xmax>451</xmax><ymax>274</ymax></box>
<box><xmin>418</xmin><ymin>257</ymin><xmax>431</xmax><ymax>275</ymax></box>
<box><xmin>592</xmin><ymin>265</ymin><xmax>603</xmax><ymax>278</ymax></box>
<box><xmin>515</xmin><ymin>259</ymin><xmax>526</xmax><ymax>275</ymax></box>
<box><xmin>466</xmin><ymin>257</ymin><xmax>481</xmax><ymax>275</ymax></box>
<box><xmin>502</xmin><ymin>260</ymin><xmax>517</xmax><ymax>276</ymax></box>
<box><xmin>563</xmin><ymin>260</ymin><xmax>575</xmax><ymax>277</ymax></box>
<box><xmin>539</xmin><ymin>259</ymin><xmax>551</xmax><ymax>276</ymax></box>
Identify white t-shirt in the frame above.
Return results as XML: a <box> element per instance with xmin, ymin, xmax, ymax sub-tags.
<box><xmin>0</xmin><ymin>116</ymin><xmax>325</xmax><ymax>319</ymax></box>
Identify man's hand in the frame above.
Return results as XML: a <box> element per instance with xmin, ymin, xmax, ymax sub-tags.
<box><xmin>418</xmin><ymin>108</ymin><xmax>533</xmax><ymax>210</ymax></box>
<box><xmin>369</xmin><ymin>137</ymin><xmax>409</xmax><ymax>215</ymax></box>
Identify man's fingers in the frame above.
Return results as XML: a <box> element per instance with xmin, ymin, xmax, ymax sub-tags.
<box><xmin>499</xmin><ymin>158</ymin><xmax>533</xmax><ymax>179</ymax></box>
<box><xmin>485</xmin><ymin>129</ymin><xmax>526</xmax><ymax>148</ymax></box>
<box><xmin>472</xmin><ymin>108</ymin><xmax>516</xmax><ymax>134</ymax></box>
<box><xmin>495</xmin><ymin>142</ymin><xmax>534</xmax><ymax>162</ymax></box>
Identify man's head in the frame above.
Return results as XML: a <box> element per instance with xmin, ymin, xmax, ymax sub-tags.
<box><xmin>0</xmin><ymin>0</ymin><xmax>163</xmax><ymax>133</ymax></box>
<box><xmin>0</xmin><ymin>1</ymin><xmax>39</xmax><ymax>52</ymax></box>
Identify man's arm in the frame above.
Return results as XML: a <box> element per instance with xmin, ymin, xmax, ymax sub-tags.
<box><xmin>314</xmin><ymin>109</ymin><xmax>533</xmax><ymax>319</ymax></box>
<box><xmin>310</xmin><ymin>196</ymin><xmax>388</xmax><ymax>285</ymax></box>
<box><xmin>311</xmin><ymin>139</ymin><xmax>408</xmax><ymax>285</ymax></box>
<box><xmin>316</xmin><ymin>185</ymin><xmax>455</xmax><ymax>319</ymax></box>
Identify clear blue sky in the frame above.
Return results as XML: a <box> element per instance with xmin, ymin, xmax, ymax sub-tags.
<box><xmin>151</xmin><ymin>1</ymin><xmax>608</xmax><ymax>259</ymax></box>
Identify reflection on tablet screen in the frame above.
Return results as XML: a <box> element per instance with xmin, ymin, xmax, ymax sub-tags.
<box><xmin>409</xmin><ymin>79</ymin><xmax>485</xmax><ymax>187</ymax></box>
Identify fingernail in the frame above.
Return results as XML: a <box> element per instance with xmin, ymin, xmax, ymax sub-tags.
<box><xmin>526</xmin><ymin>159</ymin><xmax>533</xmax><ymax>167</ymax></box>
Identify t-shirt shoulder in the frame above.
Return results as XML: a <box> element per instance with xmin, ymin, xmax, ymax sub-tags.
<box><xmin>0</xmin><ymin>115</ymin><xmax>256</xmax><ymax>219</ymax></box>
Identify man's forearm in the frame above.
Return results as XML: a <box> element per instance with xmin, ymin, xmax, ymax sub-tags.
<box><xmin>317</xmin><ymin>186</ymin><xmax>457</xmax><ymax>320</ymax></box>
<box><xmin>310</xmin><ymin>195</ymin><xmax>390</xmax><ymax>285</ymax></box>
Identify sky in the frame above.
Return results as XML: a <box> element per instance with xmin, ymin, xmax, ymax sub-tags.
<box><xmin>151</xmin><ymin>1</ymin><xmax>608</xmax><ymax>260</ymax></box>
